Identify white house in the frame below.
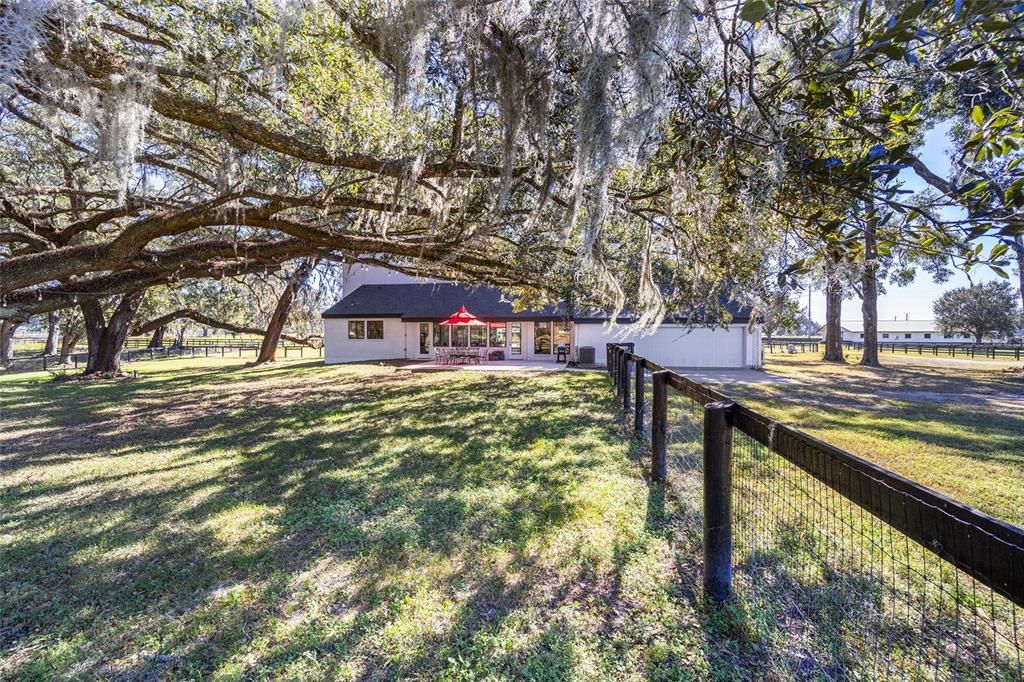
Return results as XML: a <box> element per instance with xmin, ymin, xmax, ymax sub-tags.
<box><xmin>322</xmin><ymin>265</ymin><xmax>762</xmax><ymax>368</ymax></box>
<box><xmin>825</xmin><ymin>319</ymin><xmax>981</xmax><ymax>344</ymax></box>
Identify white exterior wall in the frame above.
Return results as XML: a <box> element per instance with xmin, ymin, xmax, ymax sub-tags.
<box><xmin>324</xmin><ymin>318</ymin><xmax>762</xmax><ymax>368</ymax></box>
<box><xmin>324</xmin><ymin>318</ymin><xmax>407</xmax><ymax>362</ymax></box>
<box><xmin>341</xmin><ymin>264</ymin><xmax>430</xmax><ymax>294</ymax></box>
<box><xmin>575</xmin><ymin>323</ymin><xmax>761</xmax><ymax>368</ymax></box>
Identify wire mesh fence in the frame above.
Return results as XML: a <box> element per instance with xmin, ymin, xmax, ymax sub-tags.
<box><xmin>605</xmin><ymin>344</ymin><xmax>1024</xmax><ymax>680</ymax></box>
<box><xmin>732</xmin><ymin>428</ymin><xmax>1023</xmax><ymax>679</ymax></box>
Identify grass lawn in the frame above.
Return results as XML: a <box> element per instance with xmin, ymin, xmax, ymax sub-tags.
<box><xmin>0</xmin><ymin>358</ymin><xmax>763</xmax><ymax>681</ymax></box>
<box><xmin>729</xmin><ymin>352</ymin><xmax>1024</xmax><ymax>527</ymax></box>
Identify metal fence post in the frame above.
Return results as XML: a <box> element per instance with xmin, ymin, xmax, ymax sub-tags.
<box><xmin>634</xmin><ymin>360</ymin><xmax>645</xmax><ymax>434</ymax></box>
<box><xmin>703</xmin><ymin>400</ymin><xmax>735</xmax><ymax>601</ymax></box>
<box><xmin>651</xmin><ymin>370</ymin><xmax>668</xmax><ymax>481</ymax></box>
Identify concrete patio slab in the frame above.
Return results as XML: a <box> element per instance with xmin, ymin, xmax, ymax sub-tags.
<box><xmin>404</xmin><ymin>359</ymin><xmax>571</xmax><ymax>372</ymax></box>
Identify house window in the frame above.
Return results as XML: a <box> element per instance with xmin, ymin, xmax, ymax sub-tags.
<box><xmin>860</xmin><ymin>333</ymin><xmax>864</xmax><ymax>338</ymax></box>
<box><xmin>924</xmin><ymin>333</ymin><xmax>931</xmax><ymax>339</ymax></box>
<box><xmin>348</xmin><ymin>320</ymin><xmax>383</xmax><ymax>340</ymax></box>
<box><xmin>470</xmin><ymin>326</ymin><xmax>487</xmax><ymax>347</ymax></box>
<box><xmin>489</xmin><ymin>322</ymin><xmax>507</xmax><ymax>347</ymax></box>
<box><xmin>944</xmin><ymin>334</ymin><xmax>952</xmax><ymax>339</ymax></box>
<box><xmin>433</xmin><ymin>324</ymin><xmax>450</xmax><ymax>347</ymax></box>
<box><xmin>882</xmin><ymin>333</ymin><xmax>889</xmax><ymax>339</ymax></box>
<box><xmin>453</xmin><ymin>326</ymin><xmax>468</xmax><ymax>347</ymax></box>
<box><xmin>534</xmin><ymin>322</ymin><xmax>552</xmax><ymax>354</ymax></box>
<box><xmin>904</xmin><ymin>333</ymin><xmax>912</xmax><ymax>339</ymax></box>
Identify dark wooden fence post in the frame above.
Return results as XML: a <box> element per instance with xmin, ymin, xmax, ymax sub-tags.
<box><xmin>651</xmin><ymin>370</ymin><xmax>668</xmax><ymax>481</ymax></box>
<box><xmin>622</xmin><ymin>356</ymin><xmax>631</xmax><ymax>411</ymax></box>
<box><xmin>703</xmin><ymin>400</ymin><xmax>735</xmax><ymax>601</ymax></box>
<box><xmin>613</xmin><ymin>347</ymin><xmax>621</xmax><ymax>396</ymax></box>
<box><xmin>634</xmin><ymin>360</ymin><xmax>645</xmax><ymax>434</ymax></box>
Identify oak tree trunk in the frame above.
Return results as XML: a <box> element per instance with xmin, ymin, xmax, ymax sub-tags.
<box><xmin>860</xmin><ymin>219</ymin><xmax>880</xmax><ymax>367</ymax></box>
<box><xmin>0</xmin><ymin>320</ymin><xmax>19</xmax><ymax>367</ymax></box>
<box><xmin>59</xmin><ymin>331</ymin><xmax>81</xmax><ymax>364</ymax></box>
<box><xmin>82</xmin><ymin>293</ymin><xmax>143</xmax><ymax>375</ymax></box>
<box><xmin>823</xmin><ymin>271</ymin><xmax>846</xmax><ymax>363</ymax></box>
<box><xmin>43</xmin><ymin>311</ymin><xmax>60</xmax><ymax>355</ymax></box>
<box><xmin>148</xmin><ymin>325</ymin><xmax>166</xmax><ymax>348</ymax></box>
<box><xmin>255</xmin><ymin>259</ymin><xmax>317</xmax><ymax>365</ymax></box>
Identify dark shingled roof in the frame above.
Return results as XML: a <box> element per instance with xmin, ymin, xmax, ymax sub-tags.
<box><xmin>322</xmin><ymin>283</ymin><xmax>752</xmax><ymax>323</ymax></box>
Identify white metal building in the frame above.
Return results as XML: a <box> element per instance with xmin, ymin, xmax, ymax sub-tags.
<box><xmin>826</xmin><ymin>319</ymin><xmax>979</xmax><ymax>344</ymax></box>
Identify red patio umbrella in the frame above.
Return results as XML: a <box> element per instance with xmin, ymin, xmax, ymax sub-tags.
<box><xmin>439</xmin><ymin>305</ymin><xmax>486</xmax><ymax>326</ymax></box>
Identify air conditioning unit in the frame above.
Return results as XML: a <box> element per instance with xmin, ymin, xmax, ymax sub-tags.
<box><xmin>578</xmin><ymin>346</ymin><xmax>596</xmax><ymax>366</ymax></box>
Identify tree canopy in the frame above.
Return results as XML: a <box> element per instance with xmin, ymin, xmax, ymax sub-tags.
<box><xmin>933</xmin><ymin>280</ymin><xmax>1021</xmax><ymax>342</ymax></box>
<box><xmin>1</xmin><ymin>0</ymin><xmax>1022</xmax><ymax>351</ymax></box>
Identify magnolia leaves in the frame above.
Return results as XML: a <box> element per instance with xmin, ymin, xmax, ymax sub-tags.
<box><xmin>740</xmin><ymin>0</ymin><xmax>773</xmax><ymax>25</ymax></box>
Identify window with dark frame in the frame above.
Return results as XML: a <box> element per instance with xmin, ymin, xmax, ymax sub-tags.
<box><xmin>433</xmin><ymin>324</ymin><xmax>450</xmax><ymax>347</ymax></box>
<box><xmin>348</xmin><ymin>320</ymin><xmax>365</xmax><ymax>339</ymax></box>
<box><xmin>470</xmin><ymin>326</ymin><xmax>487</xmax><ymax>347</ymax></box>
<box><xmin>905</xmin><ymin>333</ymin><xmax>912</xmax><ymax>339</ymax></box>
<box><xmin>488</xmin><ymin>322</ymin><xmax>507</xmax><ymax>347</ymax></box>
<box><xmin>367</xmin><ymin>320</ymin><xmax>384</xmax><ymax>339</ymax></box>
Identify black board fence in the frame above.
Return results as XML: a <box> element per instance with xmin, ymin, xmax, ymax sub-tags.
<box><xmin>606</xmin><ymin>343</ymin><xmax>1024</xmax><ymax>679</ymax></box>
<box><xmin>1</xmin><ymin>343</ymin><xmax>323</xmax><ymax>375</ymax></box>
<box><xmin>843</xmin><ymin>340</ymin><xmax>1024</xmax><ymax>361</ymax></box>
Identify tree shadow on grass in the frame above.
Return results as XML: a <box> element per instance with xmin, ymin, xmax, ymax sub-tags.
<box><xmin>1</xmin><ymin>364</ymin><xmax>641</xmax><ymax>679</ymax></box>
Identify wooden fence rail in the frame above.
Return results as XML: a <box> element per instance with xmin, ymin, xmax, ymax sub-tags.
<box><xmin>842</xmin><ymin>340</ymin><xmax>1023</xmax><ymax>360</ymax></box>
<box><xmin>1</xmin><ymin>344</ymin><xmax>324</xmax><ymax>374</ymax></box>
<box><xmin>605</xmin><ymin>343</ymin><xmax>1024</xmax><ymax>609</ymax></box>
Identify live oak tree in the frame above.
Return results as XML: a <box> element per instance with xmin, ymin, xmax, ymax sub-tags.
<box><xmin>933</xmin><ymin>281</ymin><xmax>1021</xmax><ymax>344</ymax></box>
<box><xmin>2</xmin><ymin>0</ymin><xmax>1022</xmax><ymax>374</ymax></box>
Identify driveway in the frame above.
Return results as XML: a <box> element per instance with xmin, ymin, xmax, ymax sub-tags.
<box><xmin>668</xmin><ymin>368</ymin><xmax>798</xmax><ymax>385</ymax></box>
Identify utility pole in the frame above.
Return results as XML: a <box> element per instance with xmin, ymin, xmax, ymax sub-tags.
<box><xmin>807</xmin><ymin>280</ymin><xmax>813</xmax><ymax>336</ymax></box>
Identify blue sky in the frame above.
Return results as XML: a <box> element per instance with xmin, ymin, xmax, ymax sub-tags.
<box><xmin>805</xmin><ymin>121</ymin><xmax>1006</xmax><ymax>324</ymax></box>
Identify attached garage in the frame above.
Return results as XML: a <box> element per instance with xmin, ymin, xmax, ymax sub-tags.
<box><xmin>574</xmin><ymin>322</ymin><xmax>761</xmax><ymax>369</ymax></box>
